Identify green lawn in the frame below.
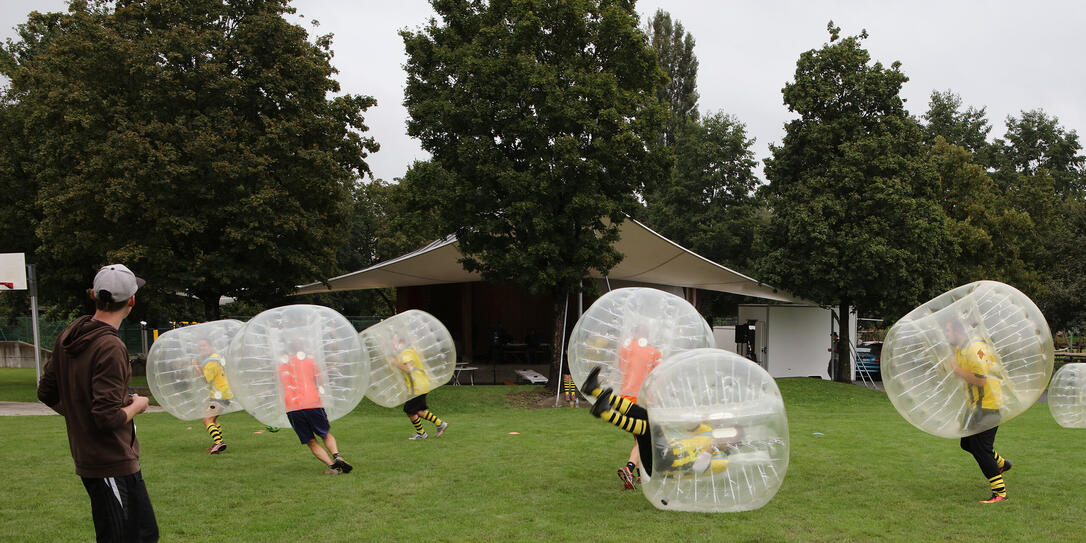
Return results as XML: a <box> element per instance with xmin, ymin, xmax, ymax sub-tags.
<box><xmin>1</xmin><ymin>368</ymin><xmax>1081</xmax><ymax>542</ymax></box>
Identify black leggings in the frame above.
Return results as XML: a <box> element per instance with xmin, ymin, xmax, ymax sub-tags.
<box><xmin>960</xmin><ymin>424</ymin><xmax>1000</xmax><ymax>478</ymax></box>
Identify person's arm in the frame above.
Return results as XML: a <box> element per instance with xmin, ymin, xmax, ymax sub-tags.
<box><xmin>948</xmin><ymin>354</ymin><xmax>987</xmax><ymax>386</ymax></box>
<box><xmin>36</xmin><ymin>350</ymin><xmax>62</xmax><ymax>414</ymax></box>
<box><xmin>90</xmin><ymin>341</ymin><xmax>141</xmax><ymax>430</ymax></box>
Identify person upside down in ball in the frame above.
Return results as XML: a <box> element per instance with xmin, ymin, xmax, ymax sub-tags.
<box><xmin>944</xmin><ymin>318</ymin><xmax>1012</xmax><ymax>503</ymax></box>
<box><xmin>195</xmin><ymin>338</ymin><xmax>232</xmax><ymax>454</ymax></box>
<box><xmin>581</xmin><ymin>366</ymin><xmax>731</xmax><ymax>479</ymax></box>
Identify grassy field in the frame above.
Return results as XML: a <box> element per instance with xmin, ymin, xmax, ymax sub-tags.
<box><xmin>0</xmin><ymin>367</ymin><xmax>1081</xmax><ymax>542</ymax></box>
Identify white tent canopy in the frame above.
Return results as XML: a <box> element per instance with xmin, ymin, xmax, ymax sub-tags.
<box><xmin>295</xmin><ymin>218</ymin><xmax>805</xmax><ymax>303</ymax></box>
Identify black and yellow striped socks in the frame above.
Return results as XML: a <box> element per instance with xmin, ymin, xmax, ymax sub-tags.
<box><xmin>422</xmin><ymin>410</ymin><xmax>443</xmax><ymax>427</ymax></box>
<box><xmin>994</xmin><ymin>453</ymin><xmax>1006</xmax><ymax>471</ymax></box>
<box><xmin>206</xmin><ymin>423</ymin><xmax>224</xmax><ymax>445</ymax></box>
<box><xmin>411</xmin><ymin>417</ymin><xmax>425</xmax><ymax>435</ymax></box>
<box><xmin>988</xmin><ymin>474</ymin><xmax>1007</xmax><ymax>497</ymax></box>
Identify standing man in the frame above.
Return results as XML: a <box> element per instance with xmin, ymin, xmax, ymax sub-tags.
<box><xmin>945</xmin><ymin>318</ymin><xmax>1013</xmax><ymax>503</ymax></box>
<box><xmin>37</xmin><ymin>264</ymin><xmax>159</xmax><ymax>542</ymax></box>
<box><xmin>196</xmin><ymin>338</ymin><xmax>231</xmax><ymax>454</ymax></box>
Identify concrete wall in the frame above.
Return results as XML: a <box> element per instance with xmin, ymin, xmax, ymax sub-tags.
<box><xmin>0</xmin><ymin>341</ymin><xmax>49</xmax><ymax>369</ymax></box>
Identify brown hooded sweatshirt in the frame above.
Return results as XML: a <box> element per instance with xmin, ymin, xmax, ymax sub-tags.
<box><xmin>37</xmin><ymin>315</ymin><xmax>141</xmax><ymax>478</ymax></box>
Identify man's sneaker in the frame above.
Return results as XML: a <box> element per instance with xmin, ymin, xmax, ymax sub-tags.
<box><xmin>617</xmin><ymin>466</ymin><xmax>637</xmax><ymax>490</ymax></box>
<box><xmin>332</xmin><ymin>458</ymin><xmax>353</xmax><ymax>474</ymax></box>
<box><xmin>208</xmin><ymin>442</ymin><xmax>227</xmax><ymax>455</ymax></box>
<box><xmin>581</xmin><ymin>366</ymin><xmax>602</xmax><ymax>396</ymax></box>
<box><xmin>435</xmin><ymin>421</ymin><xmax>449</xmax><ymax>437</ymax></box>
<box><xmin>409</xmin><ymin>432</ymin><xmax>429</xmax><ymax>440</ymax></box>
<box><xmin>591</xmin><ymin>388</ymin><xmax>613</xmax><ymax>418</ymax></box>
<box><xmin>324</xmin><ymin>465</ymin><xmax>343</xmax><ymax>475</ymax></box>
<box><xmin>1001</xmin><ymin>459</ymin><xmax>1013</xmax><ymax>473</ymax></box>
<box><xmin>980</xmin><ymin>494</ymin><xmax>1008</xmax><ymax>503</ymax></box>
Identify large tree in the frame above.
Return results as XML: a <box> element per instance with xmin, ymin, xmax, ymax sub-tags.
<box><xmin>644</xmin><ymin>8</ymin><xmax>699</xmax><ymax>147</ymax></box>
<box><xmin>645</xmin><ymin>111</ymin><xmax>760</xmax><ymax>272</ymax></box>
<box><xmin>0</xmin><ymin>0</ymin><xmax>379</xmax><ymax>321</ymax></box>
<box><xmin>401</xmin><ymin>0</ymin><xmax>667</xmax><ymax>382</ymax></box>
<box><xmin>760</xmin><ymin>24</ymin><xmax>954</xmax><ymax>382</ymax></box>
<box><xmin>921</xmin><ymin>90</ymin><xmax>994</xmax><ymax>166</ymax></box>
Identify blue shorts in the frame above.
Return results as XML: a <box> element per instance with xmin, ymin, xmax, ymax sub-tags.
<box><xmin>287</xmin><ymin>408</ymin><xmax>330</xmax><ymax>444</ymax></box>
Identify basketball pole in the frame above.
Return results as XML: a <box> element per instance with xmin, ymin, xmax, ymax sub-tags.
<box><xmin>28</xmin><ymin>264</ymin><xmax>42</xmax><ymax>384</ymax></box>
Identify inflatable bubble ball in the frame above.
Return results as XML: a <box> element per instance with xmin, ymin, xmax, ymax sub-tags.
<box><xmin>1049</xmin><ymin>363</ymin><xmax>1086</xmax><ymax>428</ymax></box>
<box><xmin>568</xmin><ymin>288</ymin><xmax>715</xmax><ymax>404</ymax></box>
<box><xmin>883</xmin><ymin>281</ymin><xmax>1054</xmax><ymax>438</ymax></box>
<box><xmin>637</xmin><ymin>348</ymin><xmax>789</xmax><ymax>513</ymax></box>
<box><xmin>225</xmin><ymin>305</ymin><xmax>368</xmax><ymax>428</ymax></box>
<box><xmin>360</xmin><ymin>310</ymin><xmax>456</xmax><ymax>408</ymax></box>
<box><xmin>146</xmin><ymin>320</ymin><xmax>246</xmax><ymax>421</ymax></box>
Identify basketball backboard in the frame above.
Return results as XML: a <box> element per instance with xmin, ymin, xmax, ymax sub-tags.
<box><xmin>0</xmin><ymin>253</ymin><xmax>27</xmax><ymax>290</ymax></box>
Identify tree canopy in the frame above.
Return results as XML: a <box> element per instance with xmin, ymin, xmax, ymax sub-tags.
<box><xmin>0</xmin><ymin>0</ymin><xmax>379</xmax><ymax>320</ymax></box>
<box><xmin>644</xmin><ymin>8</ymin><xmax>699</xmax><ymax>147</ymax></box>
<box><xmin>760</xmin><ymin>23</ymin><xmax>955</xmax><ymax>380</ymax></box>
<box><xmin>400</xmin><ymin>0</ymin><xmax>666</xmax><ymax>298</ymax></box>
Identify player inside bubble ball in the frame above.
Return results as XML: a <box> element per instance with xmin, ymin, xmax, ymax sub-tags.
<box><xmin>390</xmin><ymin>335</ymin><xmax>449</xmax><ymax>440</ymax></box>
<box><xmin>943</xmin><ymin>318</ymin><xmax>1013</xmax><ymax>503</ymax></box>
<box><xmin>582</xmin><ymin>367</ymin><xmax>731</xmax><ymax>478</ymax></box>
<box><xmin>278</xmin><ymin>341</ymin><xmax>354</xmax><ymax>475</ymax></box>
<box><xmin>194</xmin><ymin>337</ymin><xmax>232</xmax><ymax>454</ymax></box>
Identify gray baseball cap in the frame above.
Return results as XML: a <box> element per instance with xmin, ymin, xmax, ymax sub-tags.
<box><xmin>93</xmin><ymin>264</ymin><xmax>145</xmax><ymax>302</ymax></box>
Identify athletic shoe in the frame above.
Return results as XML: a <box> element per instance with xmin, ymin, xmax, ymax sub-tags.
<box><xmin>324</xmin><ymin>466</ymin><xmax>343</xmax><ymax>475</ymax></box>
<box><xmin>581</xmin><ymin>366</ymin><xmax>602</xmax><ymax>396</ymax></box>
<box><xmin>1001</xmin><ymin>459</ymin><xmax>1013</xmax><ymax>473</ymax></box>
<box><xmin>333</xmin><ymin>458</ymin><xmax>353</xmax><ymax>474</ymax></box>
<box><xmin>591</xmin><ymin>388</ymin><xmax>613</xmax><ymax>418</ymax></box>
<box><xmin>409</xmin><ymin>432</ymin><xmax>429</xmax><ymax>440</ymax></box>
<box><xmin>617</xmin><ymin>466</ymin><xmax>637</xmax><ymax>490</ymax></box>
<box><xmin>208</xmin><ymin>442</ymin><xmax>227</xmax><ymax>455</ymax></box>
<box><xmin>979</xmin><ymin>494</ymin><xmax>1008</xmax><ymax>503</ymax></box>
<box><xmin>435</xmin><ymin>421</ymin><xmax>449</xmax><ymax>437</ymax></box>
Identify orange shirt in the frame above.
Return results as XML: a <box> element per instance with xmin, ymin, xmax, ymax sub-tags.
<box><xmin>279</xmin><ymin>354</ymin><xmax>323</xmax><ymax>411</ymax></box>
<box><xmin>618</xmin><ymin>338</ymin><xmax>662</xmax><ymax>398</ymax></box>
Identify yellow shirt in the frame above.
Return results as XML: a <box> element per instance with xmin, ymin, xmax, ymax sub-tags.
<box><xmin>202</xmin><ymin>354</ymin><xmax>234</xmax><ymax>400</ymax></box>
<box><xmin>955</xmin><ymin>339</ymin><xmax>1002</xmax><ymax>410</ymax></box>
<box><xmin>398</xmin><ymin>348</ymin><xmax>431</xmax><ymax>395</ymax></box>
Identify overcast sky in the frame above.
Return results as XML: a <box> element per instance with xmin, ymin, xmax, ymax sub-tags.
<box><xmin>3</xmin><ymin>1</ymin><xmax>1083</xmax><ymax>182</ymax></box>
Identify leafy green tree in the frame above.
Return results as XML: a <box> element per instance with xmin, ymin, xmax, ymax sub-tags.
<box><xmin>759</xmin><ymin>23</ymin><xmax>954</xmax><ymax>381</ymax></box>
<box><xmin>646</xmin><ymin>111</ymin><xmax>760</xmax><ymax>271</ymax></box>
<box><xmin>927</xmin><ymin>137</ymin><xmax>1035</xmax><ymax>288</ymax></box>
<box><xmin>0</xmin><ymin>0</ymin><xmax>379</xmax><ymax>321</ymax></box>
<box><xmin>645</xmin><ymin>9</ymin><xmax>699</xmax><ymax>147</ymax></box>
<box><xmin>921</xmin><ymin>90</ymin><xmax>993</xmax><ymax>165</ymax></box>
<box><xmin>401</xmin><ymin>0</ymin><xmax>667</xmax><ymax>382</ymax></box>
<box><xmin>993</xmin><ymin>109</ymin><xmax>1084</xmax><ymax>196</ymax></box>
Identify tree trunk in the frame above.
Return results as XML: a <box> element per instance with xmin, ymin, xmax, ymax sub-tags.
<box><xmin>203</xmin><ymin>295</ymin><xmax>221</xmax><ymax>322</ymax></box>
<box><xmin>835</xmin><ymin>301</ymin><xmax>851</xmax><ymax>383</ymax></box>
<box><xmin>547</xmin><ymin>297</ymin><xmax>567</xmax><ymax>393</ymax></box>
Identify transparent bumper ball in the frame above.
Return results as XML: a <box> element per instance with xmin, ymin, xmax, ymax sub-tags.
<box><xmin>883</xmin><ymin>281</ymin><xmax>1054</xmax><ymax>438</ymax></box>
<box><xmin>638</xmin><ymin>348</ymin><xmax>789</xmax><ymax>513</ymax></box>
<box><xmin>568</xmin><ymin>288</ymin><xmax>715</xmax><ymax>403</ymax></box>
<box><xmin>1049</xmin><ymin>363</ymin><xmax>1086</xmax><ymax>428</ymax></box>
<box><xmin>146</xmin><ymin>320</ymin><xmax>245</xmax><ymax>420</ymax></box>
<box><xmin>360</xmin><ymin>310</ymin><xmax>456</xmax><ymax>408</ymax></box>
<box><xmin>225</xmin><ymin>305</ymin><xmax>368</xmax><ymax>428</ymax></box>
